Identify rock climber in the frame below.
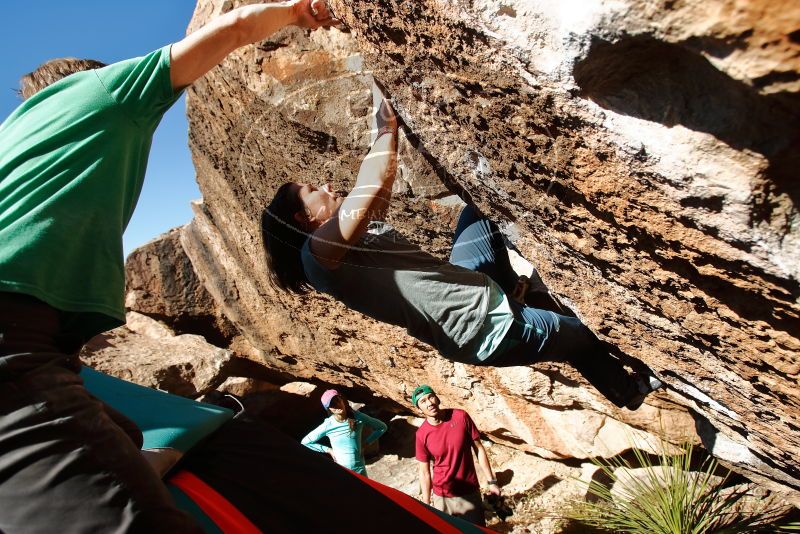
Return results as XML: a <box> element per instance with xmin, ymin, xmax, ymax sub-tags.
<box><xmin>261</xmin><ymin>82</ymin><xmax>662</xmax><ymax>411</ymax></box>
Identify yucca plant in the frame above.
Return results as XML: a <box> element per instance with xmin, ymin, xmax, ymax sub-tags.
<box><xmin>567</xmin><ymin>440</ymin><xmax>795</xmax><ymax>533</ymax></box>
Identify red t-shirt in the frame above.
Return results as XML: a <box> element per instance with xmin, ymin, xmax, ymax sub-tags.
<box><xmin>415</xmin><ymin>409</ymin><xmax>480</xmax><ymax>497</ymax></box>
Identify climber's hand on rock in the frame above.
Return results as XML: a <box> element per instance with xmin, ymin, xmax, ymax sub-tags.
<box><xmin>292</xmin><ymin>0</ymin><xmax>339</xmax><ymax>30</ymax></box>
<box><xmin>372</xmin><ymin>80</ymin><xmax>398</xmax><ymax>135</ymax></box>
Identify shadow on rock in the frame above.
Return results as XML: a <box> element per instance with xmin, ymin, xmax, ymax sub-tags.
<box><xmin>378</xmin><ymin>417</ymin><xmax>420</xmax><ymax>459</ymax></box>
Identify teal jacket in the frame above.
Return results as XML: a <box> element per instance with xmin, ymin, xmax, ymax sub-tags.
<box><xmin>301</xmin><ymin>411</ymin><xmax>387</xmax><ymax>476</ymax></box>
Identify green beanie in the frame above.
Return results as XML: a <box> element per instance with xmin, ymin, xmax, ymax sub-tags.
<box><xmin>411</xmin><ymin>385</ymin><xmax>435</xmax><ymax>407</ymax></box>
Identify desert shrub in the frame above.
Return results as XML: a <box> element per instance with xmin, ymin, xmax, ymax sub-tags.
<box><xmin>567</xmin><ymin>440</ymin><xmax>795</xmax><ymax>533</ymax></box>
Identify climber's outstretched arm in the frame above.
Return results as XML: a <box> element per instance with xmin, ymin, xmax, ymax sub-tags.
<box><xmin>170</xmin><ymin>0</ymin><xmax>337</xmax><ymax>90</ymax></box>
<box><xmin>309</xmin><ymin>85</ymin><xmax>399</xmax><ymax>268</ymax></box>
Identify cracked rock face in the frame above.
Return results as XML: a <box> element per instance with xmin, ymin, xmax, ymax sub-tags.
<box><xmin>124</xmin><ymin>228</ymin><xmax>239</xmax><ymax>348</ymax></box>
<box><xmin>81</xmin><ymin>312</ymin><xmax>235</xmax><ymax>398</ymax></box>
<box><xmin>324</xmin><ymin>0</ymin><xmax>800</xmax><ymax>497</ymax></box>
<box><xmin>123</xmin><ymin>0</ymin><xmax>797</xmax><ymax>500</ymax></box>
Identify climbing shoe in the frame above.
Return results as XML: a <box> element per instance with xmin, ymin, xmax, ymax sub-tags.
<box><xmin>624</xmin><ymin>372</ymin><xmax>665</xmax><ymax>410</ymax></box>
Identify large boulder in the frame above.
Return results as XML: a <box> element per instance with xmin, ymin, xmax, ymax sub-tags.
<box><xmin>324</xmin><ymin>0</ymin><xmax>800</xmax><ymax>497</ymax></box>
<box><xmin>81</xmin><ymin>312</ymin><xmax>235</xmax><ymax>397</ymax></box>
<box><xmin>125</xmin><ymin>228</ymin><xmax>238</xmax><ymax>348</ymax></box>
<box><xmin>125</xmin><ymin>0</ymin><xmax>798</xmax><ymax>500</ymax></box>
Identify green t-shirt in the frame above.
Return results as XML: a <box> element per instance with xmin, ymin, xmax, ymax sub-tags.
<box><xmin>0</xmin><ymin>46</ymin><xmax>182</xmax><ymax>339</ymax></box>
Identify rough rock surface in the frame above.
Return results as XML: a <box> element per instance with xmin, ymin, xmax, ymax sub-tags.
<box><xmin>125</xmin><ymin>229</ymin><xmax>239</xmax><ymax>348</ymax></box>
<box><xmin>124</xmin><ymin>0</ymin><xmax>799</xmax><ymax>500</ymax></box>
<box><xmin>324</xmin><ymin>0</ymin><xmax>800</xmax><ymax>493</ymax></box>
<box><xmin>81</xmin><ymin>312</ymin><xmax>235</xmax><ymax>397</ymax></box>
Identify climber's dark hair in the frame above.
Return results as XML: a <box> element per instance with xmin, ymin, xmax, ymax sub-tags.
<box><xmin>261</xmin><ymin>182</ymin><xmax>311</xmax><ymax>294</ymax></box>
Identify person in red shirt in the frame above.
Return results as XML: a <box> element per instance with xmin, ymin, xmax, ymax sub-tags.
<box><xmin>414</xmin><ymin>385</ymin><xmax>501</xmax><ymax>526</ymax></box>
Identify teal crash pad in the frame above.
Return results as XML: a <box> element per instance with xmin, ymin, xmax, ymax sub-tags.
<box><xmin>80</xmin><ymin>366</ymin><xmax>233</xmax><ymax>453</ymax></box>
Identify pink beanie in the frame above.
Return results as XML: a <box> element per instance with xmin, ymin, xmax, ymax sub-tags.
<box><xmin>321</xmin><ymin>389</ymin><xmax>339</xmax><ymax>409</ymax></box>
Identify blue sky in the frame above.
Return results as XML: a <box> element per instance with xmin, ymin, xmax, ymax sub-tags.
<box><xmin>0</xmin><ymin>0</ymin><xmax>201</xmax><ymax>256</ymax></box>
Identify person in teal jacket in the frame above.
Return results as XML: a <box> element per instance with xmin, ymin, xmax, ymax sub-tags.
<box><xmin>301</xmin><ymin>389</ymin><xmax>388</xmax><ymax>477</ymax></box>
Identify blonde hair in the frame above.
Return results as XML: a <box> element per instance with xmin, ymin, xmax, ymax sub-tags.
<box><xmin>19</xmin><ymin>58</ymin><xmax>106</xmax><ymax>100</ymax></box>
